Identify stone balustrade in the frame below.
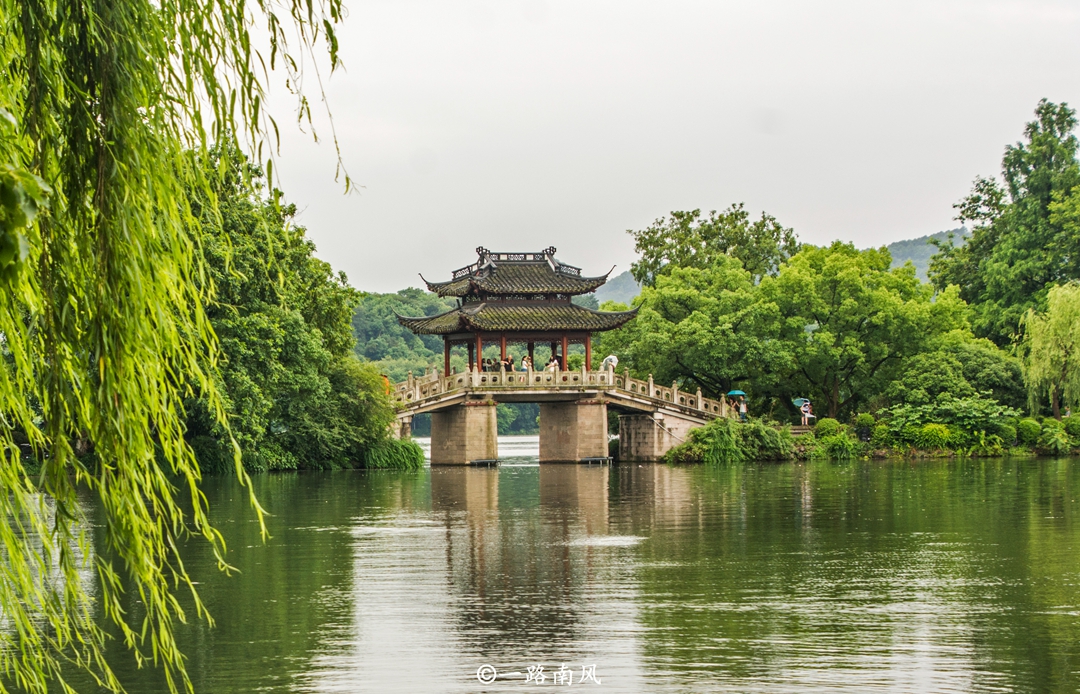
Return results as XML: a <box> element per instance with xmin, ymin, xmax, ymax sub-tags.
<box><xmin>392</xmin><ymin>366</ymin><xmax>729</xmax><ymax>418</ymax></box>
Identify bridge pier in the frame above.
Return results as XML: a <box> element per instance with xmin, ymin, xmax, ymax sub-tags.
<box><xmin>539</xmin><ymin>399</ymin><xmax>608</xmax><ymax>463</ymax></box>
<box><xmin>430</xmin><ymin>401</ymin><xmax>498</xmax><ymax>465</ymax></box>
<box><xmin>618</xmin><ymin>412</ymin><xmax>699</xmax><ymax>462</ymax></box>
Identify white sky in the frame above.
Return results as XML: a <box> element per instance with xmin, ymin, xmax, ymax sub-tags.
<box><xmin>267</xmin><ymin>0</ymin><xmax>1080</xmax><ymax>293</ymax></box>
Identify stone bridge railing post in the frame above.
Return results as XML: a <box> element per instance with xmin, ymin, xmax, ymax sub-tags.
<box><xmin>647</xmin><ymin>374</ymin><xmax>654</xmax><ymax>398</ymax></box>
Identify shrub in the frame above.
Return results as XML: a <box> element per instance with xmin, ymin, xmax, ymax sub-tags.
<box><xmin>1042</xmin><ymin>417</ymin><xmax>1064</xmax><ymax>431</ymax></box>
<box><xmin>914</xmin><ymin>423</ymin><xmax>952</xmax><ymax>450</ymax></box>
<box><xmin>870</xmin><ymin>424</ymin><xmax>891</xmax><ymax>448</ymax></box>
<box><xmin>609</xmin><ymin>437</ymin><xmax>620</xmax><ymax>460</ymax></box>
<box><xmin>815</xmin><ymin>418</ymin><xmax>841</xmax><ymax>438</ymax></box>
<box><xmin>665</xmin><ymin>417</ymin><xmax>742</xmax><ymax>465</ymax></box>
<box><xmin>854</xmin><ymin>413</ymin><xmax>875</xmax><ymax>441</ymax></box>
<box><xmin>1064</xmin><ymin>416</ymin><xmax>1080</xmax><ymax>439</ymax></box>
<box><xmin>362</xmin><ymin>438</ymin><xmax>425</xmax><ymax>469</ymax></box>
<box><xmin>664</xmin><ymin>417</ymin><xmax>795</xmax><ymax>464</ymax></box>
<box><xmin>1039</xmin><ymin>426</ymin><xmax>1072</xmax><ymax>456</ymax></box>
<box><xmin>740</xmin><ymin>420</ymin><xmax>795</xmax><ymax>461</ymax></box>
<box><xmin>813</xmin><ymin>433</ymin><xmax>858</xmax><ymax>460</ymax></box>
<box><xmin>1017</xmin><ymin>418</ymin><xmax>1042</xmax><ymax>447</ymax></box>
<box><xmin>879</xmin><ymin>395</ymin><xmax>1019</xmax><ymax>441</ymax></box>
<box><xmin>998</xmin><ymin>424</ymin><xmax>1017</xmax><ymax>447</ymax></box>
<box><xmin>967</xmin><ymin>431</ymin><xmax>1005</xmax><ymax>457</ymax></box>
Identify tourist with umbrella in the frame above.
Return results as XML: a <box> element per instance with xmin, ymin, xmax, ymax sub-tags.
<box><xmin>728</xmin><ymin>390</ymin><xmax>748</xmax><ymax>422</ymax></box>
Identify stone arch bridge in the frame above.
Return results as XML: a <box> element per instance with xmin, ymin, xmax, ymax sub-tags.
<box><xmin>392</xmin><ymin>367</ymin><xmax>734</xmax><ymax>464</ymax></box>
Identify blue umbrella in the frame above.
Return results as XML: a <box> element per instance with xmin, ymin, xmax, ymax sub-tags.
<box><xmin>727</xmin><ymin>390</ymin><xmax>746</xmax><ymax>396</ymax></box>
<box><xmin>793</xmin><ymin>398</ymin><xmax>810</xmax><ymax>407</ymax></box>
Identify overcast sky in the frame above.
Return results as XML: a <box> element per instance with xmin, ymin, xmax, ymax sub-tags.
<box><xmin>266</xmin><ymin>0</ymin><xmax>1080</xmax><ymax>293</ymax></box>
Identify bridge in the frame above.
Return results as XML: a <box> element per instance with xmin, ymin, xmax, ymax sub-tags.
<box><xmin>392</xmin><ymin>366</ymin><xmax>734</xmax><ymax>464</ymax></box>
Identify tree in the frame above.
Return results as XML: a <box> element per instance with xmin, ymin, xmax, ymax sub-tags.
<box><xmin>761</xmin><ymin>243</ymin><xmax>968</xmax><ymax>418</ymax></box>
<box><xmin>931</xmin><ymin>100</ymin><xmax>1080</xmax><ymax>344</ymax></box>
<box><xmin>886</xmin><ymin>331</ymin><xmax>1025</xmax><ymax>409</ymax></box>
<box><xmin>185</xmin><ymin>152</ymin><xmax>394</xmax><ymax>473</ymax></box>
<box><xmin>629</xmin><ymin>204</ymin><xmax>798</xmax><ymax>286</ymax></box>
<box><xmin>0</xmin><ymin>0</ymin><xmax>342</xmax><ymax>690</ymax></box>
<box><xmin>1021</xmin><ymin>283</ymin><xmax>1080</xmax><ymax>418</ymax></box>
<box><xmin>594</xmin><ymin>257</ymin><xmax>787</xmax><ymax>397</ymax></box>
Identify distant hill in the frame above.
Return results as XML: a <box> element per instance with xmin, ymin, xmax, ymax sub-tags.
<box><xmin>595</xmin><ymin>270</ymin><xmax>641</xmax><ymax>306</ymax></box>
<box><xmin>884</xmin><ymin>228</ymin><xmax>968</xmax><ymax>281</ymax></box>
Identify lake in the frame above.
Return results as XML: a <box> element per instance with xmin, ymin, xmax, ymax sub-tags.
<box><xmin>89</xmin><ymin>436</ymin><xmax>1079</xmax><ymax>692</ymax></box>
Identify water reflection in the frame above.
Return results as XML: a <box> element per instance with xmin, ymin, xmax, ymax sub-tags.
<box><xmin>78</xmin><ymin>446</ymin><xmax>1080</xmax><ymax>693</ymax></box>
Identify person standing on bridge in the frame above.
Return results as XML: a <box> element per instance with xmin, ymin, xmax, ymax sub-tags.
<box><xmin>738</xmin><ymin>395</ymin><xmax>748</xmax><ymax>422</ymax></box>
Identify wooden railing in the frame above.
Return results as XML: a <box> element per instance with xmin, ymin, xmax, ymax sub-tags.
<box><xmin>391</xmin><ymin>366</ymin><xmax>730</xmax><ymax>418</ymax></box>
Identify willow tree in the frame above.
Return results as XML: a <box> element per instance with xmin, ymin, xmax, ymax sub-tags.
<box><xmin>0</xmin><ymin>0</ymin><xmax>342</xmax><ymax>691</ymax></box>
<box><xmin>1022</xmin><ymin>283</ymin><xmax>1080</xmax><ymax>419</ymax></box>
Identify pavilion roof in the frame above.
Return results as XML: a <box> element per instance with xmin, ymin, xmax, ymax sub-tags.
<box><xmin>422</xmin><ymin>246</ymin><xmax>611</xmax><ymax>297</ymax></box>
<box><xmin>396</xmin><ymin>302</ymin><xmax>639</xmax><ymax>335</ymax></box>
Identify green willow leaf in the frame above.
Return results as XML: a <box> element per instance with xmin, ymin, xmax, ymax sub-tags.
<box><xmin>0</xmin><ymin>0</ymin><xmax>345</xmax><ymax>691</ymax></box>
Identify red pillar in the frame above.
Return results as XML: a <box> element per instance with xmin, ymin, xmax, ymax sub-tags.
<box><xmin>476</xmin><ymin>333</ymin><xmax>483</xmax><ymax>370</ymax></box>
<box><xmin>444</xmin><ymin>337</ymin><xmax>450</xmax><ymax>376</ymax></box>
<box><xmin>467</xmin><ymin>342</ymin><xmax>474</xmax><ymax>370</ymax></box>
<box><xmin>528</xmin><ymin>342</ymin><xmax>534</xmax><ymax>367</ymax></box>
<box><xmin>585</xmin><ymin>334</ymin><xmax>591</xmax><ymax>371</ymax></box>
<box><xmin>500</xmin><ymin>333</ymin><xmax>507</xmax><ymax>362</ymax></box>
<box><xmin>561</xmin><ymin>333</ymin><xmax>569</xmax><ymax>370</ymax></box>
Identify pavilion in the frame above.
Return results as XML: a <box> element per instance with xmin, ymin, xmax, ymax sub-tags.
<box><xmin>397</xmin><ymin>246</ymin><xmax>637</xmax><ymax>373</ymax></box>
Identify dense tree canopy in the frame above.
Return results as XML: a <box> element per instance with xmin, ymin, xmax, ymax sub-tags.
<box><xmin>185</xmin><ymin>153</ymin><xmax>395</xmax><ymax>473</ymax></box>
<box><xmin>629</xmin><ymin>204</ymin><xmax>798</xmax><ymax>286</ymax></box>
<box><xmin>931</xmin><ymin>100</ymin><xmax>1080</xmax><ymax>344</ymax></box>
<box><xmin>352</xmin><ymin>289</ymin><xmax>457</xmax><ymax>382</ymax></box>
<box><xmin>762</xmin><ymin>243</ymin><xmax>969</xmax><ymax>418</ymax></box>
<box><xmin>594</xmin><ymin>257</ymin><xmax>785</xmax><ymax>396</ymax></box>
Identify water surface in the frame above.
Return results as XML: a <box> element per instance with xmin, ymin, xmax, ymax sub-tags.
<box><xmin>90</xmin><ymin>438</ymin><xmax>1080</xmax><ymax>692</ymax></box>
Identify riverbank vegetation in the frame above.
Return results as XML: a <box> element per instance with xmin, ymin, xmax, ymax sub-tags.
<box><xmin>0</xmin><ymin>0</ymin><xmax>353</xmax><ymax>689</ymax></box>
<box><xmin>181</xmin><ymin>150</ymin><xmax>418</xmax><ymax>473</ymax></box>
<box><xmin>610</xmin><ymin>100</ymin><xmax>1080</xmax><ymax>462</ymax></box>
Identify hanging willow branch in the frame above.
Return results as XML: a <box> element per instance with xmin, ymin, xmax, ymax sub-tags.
<box><xmin>0</xmin><ymin>0</ymin><xmax>344</xmax><ymax>691</ymax></box>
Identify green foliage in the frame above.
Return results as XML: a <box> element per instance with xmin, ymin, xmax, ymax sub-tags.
<box><xmin>966</xmin><ymin>431</ymin><xmax>1005</xmax><ymax>457</ymax></box>
<box><xmin>629</xmin><ymin>204</ymin><xmax>797</xmax><ymax>285</ymax></box>
<box><xmin>669</xmin><ymin>417</ymin><xmax>743</xmax><ymax>465</ymax></box>
<box><xmin>665</xmin><ymin>418</ymin><xmax>794</xmax><ymax>464</ymax></box>
<box><xmin>814</xmin><ymin>433</ymin><xmax>859</xmax><ymax>460</ymax></box>
<box><xmin>0</xmin><ymin>0</ymin><xmax>345</xmax><ymax>688</ymax></box>
<box><xmin>1063</xmin><ymin>416</ymin><xmax>1080</xmax><ymax>438</ymax></box>
<box><xmin>1021</xmin><ymin>283</ymin><xmax>1080</xmax><ymax>417</ymax></box>
<box><xmin>352</xmin><ymin>288</ymin><xmax>457</xmax><ymax>381</ymax></box>
<box><xmin>914</xmin><ymin>423</ymin><xmax>953</xmax><ymax>450</ymax></box>
<box><xmin>184</xmin><ymin>152</ymin><xmax>394</xmax><ymax>473</ymax></box>
<box><xmin>362</xmin><ymin>438</ymin><xmax>425</xmax><ymax>470</ymax></box>
<box><xmin>739</xmin><ymin>420</ymin><xmax>796</xmax><ymax>461</ymax></box>
<box><xmin>881</xmin><ymin>395</ymin><xmax>1020</xmax><ymax>442</ymax></box>
<box><xmin>1039</xmin><ymin>426</ymin><xmax>1072</xmax><ymax>456</ymax></box>
<box><xmin>815</xmin><ymin>418</ymin><xmax>842</xmax><ymax>438</ymax></box>
<box><xmin>931</xmin><ymin>100</ymin><xmax>1080</xmax><ymax>344</ymax></box>
<box><xmin>870</xmin><ymin>424</ymin><xmax>892</xmax><ymax>448</ymax></box>
<box><xmin>999</xmin><ymin>424</ymin><xmax>1017</xmax><ymax>446</ymax></box>
<box><xmin>593</xmin><ymin>258</ymin><xmax>785</xmax><ymax>398</ymax></box>
<box><xmin>761</xmin><ymin>242</ymin><xmax>968</xmax><ymax>418</ymax></box>
<box><xmin>853</xmin><ymin>413</ymin><xmax>875</xmax><ymax>441</ymax></box>
<box><xmin>1017</xmin><ymin>418</ymin><xmax>1042</xmax><ymax>446</ymax></box>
